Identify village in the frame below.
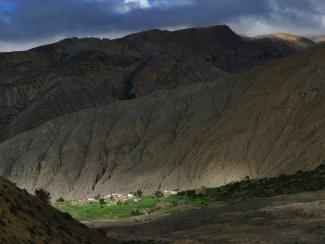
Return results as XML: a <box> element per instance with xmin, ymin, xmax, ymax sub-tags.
<box><xmin>85</xmin><ymin>190</ymin><xmax>179</xmax><ymax>205</ymax></box>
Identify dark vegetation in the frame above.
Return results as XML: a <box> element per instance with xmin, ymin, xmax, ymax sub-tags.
<box><xmin>94</xmin><ymin>194</ymin><xmax>106</xmax><ymax>208</ymax></box>
<box><xmin>180</xmin><ymin>164</ymin><xmax>325</xmax><ymax>202</ymax></box>
<box><xmin>154</xmin><ymin>190</ymin><xmax>164</xmax><ymax>199</ymax></box>
<box><xmin>56</xmin><ymin>197</ymin><xmax>65</xmax><ymax>203</ymax></box>
<box><xmin>134</xmin><ymin>190</ymin><xmax>143</xmax><ymax>198</ymax></box>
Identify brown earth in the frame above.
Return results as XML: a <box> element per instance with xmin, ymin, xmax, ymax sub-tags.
<box><xmin>93</xmin><ymin>191</ymin><xmax>325</xmax><ymax>244</ymax></box>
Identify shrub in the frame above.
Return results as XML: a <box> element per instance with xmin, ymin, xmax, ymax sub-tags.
<box><xmin>171</xmin><ymin>200</ymin><xmax>178</xmax><ymax>206</ymax></box>
<box><xmin>200</xmin><ymin>201</ymin><xmax>208</xmax><ymax>206</ymax></box>
<box><xmin>131</xmin><ymin>209</ymin><xmax>142</xmax><ymax>216</ymax></box>
<box><xmin>34</xmin><ymin>188</ymin><xmax>51</xmax><ymax>204</ymax></box>
<box><xmin>56</xmin><ymin>197</ymin><xmax>65</xmax><ymax>203</ymax></box>
<box><xmin>154</xmin><ymin>190</ymin><xmax>164</xmax><ymax>199</ymax></box>
<box><xmin>177</xmin><ymin>190</ymin><xmax>196</xmax><ymax>198</ymax></box>
<box><xmin>185</xmin><ymin>190</ymin><xmax>196</xmax><ymax>198</ymax></box>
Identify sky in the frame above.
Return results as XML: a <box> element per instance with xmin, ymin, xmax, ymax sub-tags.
<box><xmin>0</xmin><ymin>0</ymin><xmax>324</xmax><ymax>52</ymax></box>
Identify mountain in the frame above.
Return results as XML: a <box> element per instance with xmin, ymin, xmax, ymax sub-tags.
<box><xmin>0</xmin><ymin>41</ymin><xmax>323</xmax><ymax>199</ymax></box>
<box><xmin>314</xmin><ymin>36</ymin><xmax>325</xmax><ymax>44</ymax></box>
<box><xmin>0</xmin><ymin>177</ymin><xmax>110</xmax><ymax>243</ymax></box>
<box><xmin>0</xmin><ymin>25</ymin><xmax>299</xmax><ymax>142</ymax></box>
<box><xmin>249</xmin><ymin>33</ymin><xmax>317</xmax><ymax>51</ymax></box>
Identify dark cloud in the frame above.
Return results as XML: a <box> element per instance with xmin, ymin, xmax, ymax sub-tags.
<box><xmin>0</xmin><ymin>0</ymin><xmax>324</xmax><ymax>51</ymax></box>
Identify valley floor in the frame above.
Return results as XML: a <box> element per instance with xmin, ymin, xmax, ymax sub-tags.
<box><xmin>90</xmin><ymin>191</ymin><xmax>325</xmax><ymax>244</ymax></box>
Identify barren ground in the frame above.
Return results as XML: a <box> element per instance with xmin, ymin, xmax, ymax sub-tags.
<box><xmin>89</xmin><ymin>191</ymin><xmax>325</xmax><ymax>243</ymax></box>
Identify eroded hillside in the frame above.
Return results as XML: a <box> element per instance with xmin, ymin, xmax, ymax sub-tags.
<box><xmin>0</xmin><ymin>44</ymin><xmax>323</xmax><ymax>199</ymax></box>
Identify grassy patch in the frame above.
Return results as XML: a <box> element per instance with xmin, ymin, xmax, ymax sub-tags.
<box><xmin>164</xmin><ymin>195</ymin><xmax>208</xmax><ymax>207</ymax></box>
<box><xmin>54</xmin><ymin>196</ymin><xmax>158</xmax><ymax>221</ymax></box>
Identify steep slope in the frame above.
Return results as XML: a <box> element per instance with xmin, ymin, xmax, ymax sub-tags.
<box><xmin>0</xmin><ymin>44</ymin><xmax>323</xmax><ymax>199</ymax></box>
<box><xmin>0</xmin><ymin>25</ymin><xmax>297</xmax><ymax>141</ymax></box>
<box><xmin>0</xmin><ymin>177</ymin><xmax>110</xmax><ymax>243</ymax></box>
<box><xmin>251</xmin><ymin>33</ymin><xmax>317</xmax><ymax>51</ymax></box>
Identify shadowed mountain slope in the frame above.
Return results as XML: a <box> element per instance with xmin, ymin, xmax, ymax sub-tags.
<box><xmin>0</xmin><ymin>25</ymin><xmax>300</xmax><ymax>142</ymax></box>
<box><xmin>0</xmin><ymin>177</ymin><xmax>110</xmax><ymax>243</ymax></box>
<box><xmin>0</xmin><ymin>44</ymin><xmax>323</xmax><ymax>199</ymax></box>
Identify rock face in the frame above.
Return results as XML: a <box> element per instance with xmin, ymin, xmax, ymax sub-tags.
<box><xmin>0</xmin><ymin>177</ymin><xmax>110</xmax><ymax>243</ymax></box>
<box><xmin>0</xmin><ymin>44</ymin><xmax>323</xmax><ymax>199</ymax></box>
<box><xmin>0</xmin><ymin>25</ymin><xmax>298</xmax><ymax>141</ymax></box>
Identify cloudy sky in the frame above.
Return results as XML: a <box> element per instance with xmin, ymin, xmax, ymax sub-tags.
<box><xmin>0</xmin><ymin>0</ymin><xmax>324</xmax><ymax>51</ymax></box>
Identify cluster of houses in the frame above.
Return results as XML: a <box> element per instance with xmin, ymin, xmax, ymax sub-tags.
<box><xmin>87</xmin><ymin>193</ymin><xmax>139</xmax><ymax>203</ymax></box>
<box><xmin>86</xmin><ymin>189</ymin><xmax>179</xmax><ymax>204</ymax></box>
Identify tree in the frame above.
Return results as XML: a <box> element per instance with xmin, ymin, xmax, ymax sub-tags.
<box><xmin>98</xmin><ymin>198</ymin><xmax>105</xmax><ymax>208</ymax></box>
<box><xmin>34</xmin><ymin>188</ymin><xmax>51</xmax><ymax>204</ymax></box>
<box><xmin>131</xmin><ymin>209</ymin><xmax>141</xmax><ymax>216</ymax></box>
<box><xmin>135</xmin><ymin>190</ymin><xmax>143</xmax><ymax>198</ymax></box>
<box><xmin>154</xmin><ymin>190</ymin><xmax>164</xmax><ymax>199</ymax></box>
<box><xmin>94</xmin><ymin>194</ymin><xmax>105</xmax><ymax>208</ymax></box>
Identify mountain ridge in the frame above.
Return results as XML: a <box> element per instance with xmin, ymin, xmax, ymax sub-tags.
<box><xmin>0</xmin><ymin>25</ymin><xmax>302</xmax><ymax>142</ymax></box>
<box><xmin>250</xmin><ymin>33</ymin><xmax>317</xmax><ymax>51</ymax></box>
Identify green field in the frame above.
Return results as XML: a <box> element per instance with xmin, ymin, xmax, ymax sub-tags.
<box><xmin>54</xmin><ymin>196</ymin><xmax>159</xmax><ymax>221</ymax></box>
<box><xmin>54</xmin><ymin>194</ymin><xmax>210</xmax><ymax>221</ymax></box>
<box><xmin>54</xmin><ymin>165</ymin><xmax>325</xmax><ymax>221</ymax></box>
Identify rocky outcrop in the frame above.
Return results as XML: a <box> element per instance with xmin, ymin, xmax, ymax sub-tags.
<box><xmin>0</xmin><ymin>25</ymin><xmax>299</xmax><ymax>141</ymax></box>
<box><xmin>0</xmin><ymin>45</ymin><xmax>323</xmax><ymax>199</ymax></box>
<box><xmin>0</xmin><ymin>177</ymin><xmax>110</xmax><ymax>243</ymax></box>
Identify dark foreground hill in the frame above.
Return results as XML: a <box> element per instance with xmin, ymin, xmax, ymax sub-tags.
<box><xmin>0</xmin><ymin>177</ymin><xmax>110</xmax><ymax>243</ymax></box>
<box><xmin>0</xmin><ymin>25</ymin><xmax>305</xmax><ymax>141</ymax></box>
<box><xmin>0</xmin><ymin>41</ymin><xmax>323</xmax><ymax>199</ymax></box>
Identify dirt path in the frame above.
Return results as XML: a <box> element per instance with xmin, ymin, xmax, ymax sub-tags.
<box><xmin>88</xmin><ymin>191</ymin><xmax>325</xmax><ymax>243</ymax></box>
